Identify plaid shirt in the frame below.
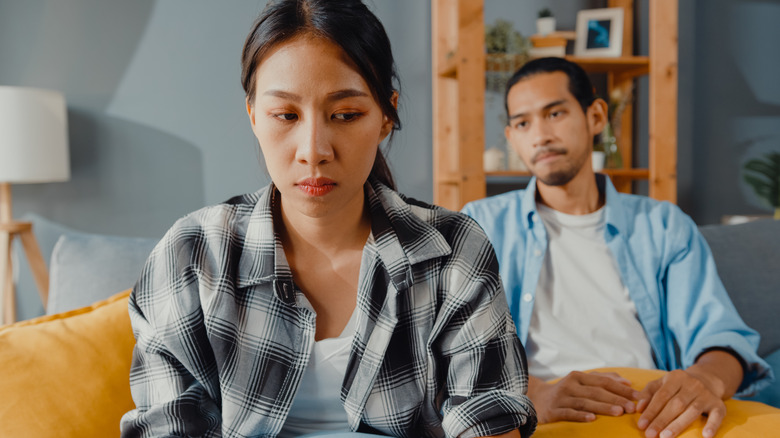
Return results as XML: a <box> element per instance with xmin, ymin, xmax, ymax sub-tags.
<box><xmin>121</xmin><ymin>179</ymin><xmax>536</xmax><ymax>438</ymax></box>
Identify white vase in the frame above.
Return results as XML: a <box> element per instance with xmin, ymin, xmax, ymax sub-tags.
<box><xmin>483</xmin><ymin>147</ymin><xmax>506</xmax><ymax>172</ymax></box>
<box><xmin>536</xmin><ymin>17</ymin><xmax>556</xmax><ymax>36</ymax></box>
<box><xmin>592</xmin><ymin>151</ymin><xmax>605</xmax><ymax>172</ymax></box>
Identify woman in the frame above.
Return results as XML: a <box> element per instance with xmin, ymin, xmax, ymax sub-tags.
<box><xmin>121</xmin><ymin>1</ymin><xmax>535</xmax><ymax>437</ymax></box>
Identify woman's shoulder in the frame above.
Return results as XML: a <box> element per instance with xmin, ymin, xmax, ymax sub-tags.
<box><xmin>153</xmin><ymin>186</ymin><xmax>271</xmax><ymax>261</ymax></box>
<box><xmin>170</xmin><ymin>187</ymin><xmax>267</xmax><ymax>232</ymax></box>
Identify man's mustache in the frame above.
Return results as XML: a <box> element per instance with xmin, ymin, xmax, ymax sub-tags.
<box><xmin>531</xmin><ymin>147</ymin><xmax>567</xmax><ymax>164</ymax></box>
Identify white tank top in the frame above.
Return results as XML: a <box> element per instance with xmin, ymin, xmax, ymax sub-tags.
<box><xmin>278</xmin><ymin>304</ymin><xmax>358</xmax><ymax>437</ymax></box>
<box><xmin>526</xmin><ymin>204</ymin><xmax>655</xmax><ymax>381</ymax></box>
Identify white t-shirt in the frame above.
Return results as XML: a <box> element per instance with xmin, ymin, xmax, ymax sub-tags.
<box><xmin>278</xmin><ymin>306</ymin><xmax>357</xmax><ymax>437</ymax></box>
<box><xmin>526</xmin><ymin>203</ymin><xmax>655</xmax><ymax>381</ymax></box>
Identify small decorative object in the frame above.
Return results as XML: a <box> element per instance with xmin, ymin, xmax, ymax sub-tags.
<box><xmin>595</xmin><ymin>83</ymin><xmax>632</xmax><ymax>169</ymax></box>
<box><xmin>506</xmin><ymin>142</ymin><xmax>528</xmax><ymax>172</ymax></box>
<box><xmin>483</xmin><ymin>146</ymin><xmax>506</xmax><ymax>172</ymax></box>
<box><xmin>485</xmin><ymin>19</ymin><xmax>527</xmax><ymax>55</ymax></box>
<box><xmin>485</xmin><ymin>19</ymin><xmax>530</xmax><ymax>94</ymax></box>
<box><xmin>592</xmin><ymin>151</ymin><xmax>606</xmax><ymax>172</ymax></box>
<box><xmin>598</xmin><ymin>121</ymin><xmax>622</xmax><ymax>169</ymax></box>
<box><xmin>574</xmin><ymin>7</ymin><xmax>624</xmax><ymax>57</ymax></box>
<box><xmin>742</xmin><ymin>151</ymin><xmax>780</xmax><ymax>219</ymax></box>
<box><xmin>536</xmin><ymin>8</ymin><xmax>556</xmax><ymax>36</ymax></box>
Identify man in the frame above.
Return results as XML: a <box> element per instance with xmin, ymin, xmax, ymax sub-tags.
<box><xmin>462</xmin><ymin>57</ymin><xmax>772</xmax><ymax>438</ymax></box>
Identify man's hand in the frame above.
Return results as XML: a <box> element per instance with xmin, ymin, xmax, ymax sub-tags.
<box><xmin>636</xmin><ymin>351</ymin><xmax>744</xmax><ymax>438</ymax></box>
<box><xmin>528</xmin><ymin>371</ymin><xmax>640</xmax><ymax>424</ymax></box>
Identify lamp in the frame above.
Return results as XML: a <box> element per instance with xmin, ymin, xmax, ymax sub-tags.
<box><xmin>0</xmin><ymin>86</ymin><xmax>70</xmax><ymax>324</ymax></box>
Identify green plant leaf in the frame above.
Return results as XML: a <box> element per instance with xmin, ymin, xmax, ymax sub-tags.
<box><xmin>742</xmin><ymin>151</ymin><xmax>780</xmax><ymax>208</ymax></box>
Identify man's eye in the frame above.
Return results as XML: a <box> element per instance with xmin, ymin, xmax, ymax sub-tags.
<box><xmin>515</xmin><ymin>121</ymin><xmax>528</xmax><ymax>129</ymax></box>
<box><xmin>550</xmin><ymin>110</ymin><xmax>564</xmax><ymax>119</ymax></box>
<box><xmin>333</xmin><ymin>112</ymin><xmax>362</xmax><ymax>121</ymax></box>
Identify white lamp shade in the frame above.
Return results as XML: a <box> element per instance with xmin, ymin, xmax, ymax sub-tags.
<box><xmin>0</xmin><ymin>86</ymin><xmax>70</xmax><ymax>183</ymax></box>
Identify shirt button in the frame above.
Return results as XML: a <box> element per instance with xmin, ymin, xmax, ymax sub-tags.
<box><xmin>532</xmin><ymin>215</ymin><xmax>538</xmax><ymax>223</ymax></box>
<box><xmin>534</xmin><ymin>249</ymin><xmax>542</xmax><ymax>257</ymax></box>
<box><xmin>523</xmin><ymin>293</ymin><xmax>533</xmax><ymax>302</ymax></box>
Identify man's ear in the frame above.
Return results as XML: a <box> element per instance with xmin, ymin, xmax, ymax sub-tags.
<box><xmin>588</xmin><ymin>97</ymin><xmax>609</xmax><ymax>136</ymax></box>
<box><xmin>246</xmin><ymin>98</ymin><xmax>256</xmax><ymax>126</ymax></box>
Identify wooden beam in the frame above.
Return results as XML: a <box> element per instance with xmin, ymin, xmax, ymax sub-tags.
<box><xmin>649</xmin><ymin>0</ymin><xmax>678</xmax><ymax>203</ymax></box>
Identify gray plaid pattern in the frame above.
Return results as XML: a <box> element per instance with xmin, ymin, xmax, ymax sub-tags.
<box><xmin>120</xmin><ymin>179</ymin><xmax>536</xmax><ymax>438</ymax></box>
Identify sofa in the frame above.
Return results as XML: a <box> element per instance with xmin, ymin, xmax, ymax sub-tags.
<box><xmin>1</xmin><ymin>217</ymin><xmax>779</xmax><ymax>437</ymax></box>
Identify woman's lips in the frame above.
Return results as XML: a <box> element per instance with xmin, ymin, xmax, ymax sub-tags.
<box><xmin>297</xmin><ymin>177</ymin><xmax>336</xmax><ymax>196</ymax></box>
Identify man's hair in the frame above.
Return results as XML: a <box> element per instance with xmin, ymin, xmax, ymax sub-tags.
<box><xmin>504</xmin><ymin>57</ymin><xmax>596</xmax><ymax>119</ymax></box>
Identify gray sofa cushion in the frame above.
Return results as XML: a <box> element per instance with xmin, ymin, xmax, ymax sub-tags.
<box><xmin>699</xmin><ymin>219</ymin><xmax>780</xmax><ymax>357</ymax></box>
<box><xmin>47</xmin><ymin>232</ymin><xmax>158</xmax><ymax>315</ymax></box>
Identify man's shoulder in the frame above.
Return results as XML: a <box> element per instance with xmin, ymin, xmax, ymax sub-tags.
<box><xmin>611</xmin><ymin>191</ymin><xmax>698</xmax><ymax>243</ymax></box>
<box><xmin>462</xmin><ymin>189</ymin><xmax>527</xmax><ymax>221</ymax></box>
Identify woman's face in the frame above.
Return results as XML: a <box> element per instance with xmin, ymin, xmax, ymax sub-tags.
<box><xmin>247</xmin><ymin>34</ymin><xmax>395</xmax><ymax>222</ymax></box>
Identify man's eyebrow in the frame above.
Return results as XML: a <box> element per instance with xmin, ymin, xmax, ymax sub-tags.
<box><xmin>508</xmin><ymin>99</ymin><xmax>567</xmax><ymax>120</ymax></box>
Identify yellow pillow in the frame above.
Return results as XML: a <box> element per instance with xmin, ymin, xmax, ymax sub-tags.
<box><xmin>0</xmin><ymin>289</ymin><xmax>136</xmax><ymax>438</ymax></box>
<box><xmin>534</xmin><ymin>367</ymin><xmax>780</xmax><ymax>437</ymax></box>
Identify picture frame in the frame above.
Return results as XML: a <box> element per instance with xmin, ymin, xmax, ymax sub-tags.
<box><xmin>574</xmin><ymin>7</ymin><xmax>624</xmax><ymax>57</ymax></box>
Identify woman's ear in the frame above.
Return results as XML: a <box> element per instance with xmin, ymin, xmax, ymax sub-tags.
<box><xmin>587</xmin><ymin>97</ymin><xmax>609</xmax><ymax>136</ymax></box>
<box><xmin>246</xmin><ymin>98</ymin><xmax>256</xmax><ymax>126</ymax></box>
<box><xmin>379</xmin><ymin>91</ymin><xmax>399</xmax><ymax>139</ymax></box>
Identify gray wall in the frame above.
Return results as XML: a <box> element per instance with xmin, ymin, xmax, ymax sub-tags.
<box><xmin>1</xmin><ymin>0</ymin><xmax>432</xmax><ymax>239</ymax></box>
<box><xmin>683</xmin><ymin>0</ymin><xmax>780</xmax><ymax>225</ymax></box>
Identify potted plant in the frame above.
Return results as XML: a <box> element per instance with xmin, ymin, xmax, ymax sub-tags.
<box><xmin>484</xmin><ymin>19</ymin><xmax>529</xmax><ymax>93</ymax></box>
<box><xmin>537</xmin><ymin>8</ymin><xmax>556</xmax><ymax>36</ymax></box>
<box><xmin>743</xmin><ymin>151</ymin><xmax>780</xmax><ymax>219</ymax></box>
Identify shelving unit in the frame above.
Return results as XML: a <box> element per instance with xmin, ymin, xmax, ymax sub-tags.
<box><xmin>432</xmin><ymin>0</ymin><xmax>678</xmax><ymax>211</ymax></box>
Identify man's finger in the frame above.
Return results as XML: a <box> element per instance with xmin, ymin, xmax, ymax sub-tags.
<box><xmin>570</xmin><ymin>385</ymin><xmax>638</xmax><ymax>414</ymax></box>
<box><xmin>578</xmin><ymin>372</ymin><xmax>641</xmax><ymax>400</ymax></box>
<box><xmin>702</xmin><ymin>406</ymin><xmax>726</xmax><ymax>438</ymax></box>
<box><xmin>549</xmin><ymin>407</ymin><xmax>597</xmax><ymax>423</ymax></box>
<box><xmin>590</xmin><ymin>371</ymin><xmax>632</xmax><ymax>386</ymax></box>
<box><xmin>566</xmin><ymin>395</ymin><xmax>630</xmax><ymax>417</ymax></box>
<box><xmin>637</xmin><ymin>378</ymin><xmax>686</xmax><ymax>430</ymax></box>
<box><xmin>645</xmin><ymin>404</ymin><xmax>701</xmax><ymax>438</ymax></box>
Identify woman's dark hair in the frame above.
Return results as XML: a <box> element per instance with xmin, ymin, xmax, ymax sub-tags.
<box><xmin>504</xmin><ymin>57</ymin><xmax>597</xmax><ymax>120</ymax></box>
<box><xmin>241</xmin><ymin>0</ymin><xmax>400</xmax><ymax>189</ymax></box>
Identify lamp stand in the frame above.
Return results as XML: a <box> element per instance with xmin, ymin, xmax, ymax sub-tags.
<box><xmin>0</xmin><ymin>182</ymin><xmax>49</xmax><ymax>325</ymax></box>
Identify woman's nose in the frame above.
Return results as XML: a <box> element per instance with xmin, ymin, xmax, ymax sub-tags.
<box><xmin>295</xmin><ymin>117</ymin><xmax>334</xmax><ymax>165</ymax></box>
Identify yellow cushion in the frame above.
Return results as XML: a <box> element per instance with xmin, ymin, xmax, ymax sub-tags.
<box><xmin>534</xmin><ymin>367</ymin><xmax>780</xmax><ymax>437</ymax></box>
<box><xmin>0</xmin><ymin>290</ymin><xmax>136</xmax><ymax>438</ymax></box>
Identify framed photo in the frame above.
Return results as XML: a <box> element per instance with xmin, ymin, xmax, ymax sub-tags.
<box><xmin>574</xmin><ymin>7</ymin><xmax>624</xmax><ymax>57</ymax></box>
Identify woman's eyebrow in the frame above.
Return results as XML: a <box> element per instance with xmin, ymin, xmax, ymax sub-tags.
<box><xmin>327</xmin><ymin>89</ymin><xmax>369</xmax><ymax>101</ymax></box>
<box><xmin>263</xmin><ymin>89</ymin><xmax>301</xmax><ymax>101</ymax></box>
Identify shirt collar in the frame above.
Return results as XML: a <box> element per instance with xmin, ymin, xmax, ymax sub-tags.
<box><xmin>236</xmin><ymin>178</ymin><xmax>451</xmax><ymax>291</ymax></box>
<box><xmin>522</xmin><ymin>174</ymin><xmax>628</xmax><ymax>236</ymax></box>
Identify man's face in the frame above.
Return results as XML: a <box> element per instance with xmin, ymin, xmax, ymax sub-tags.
<box><xmin>504</xmin><ymin>71</ymin><xmax>606</xmax><ymax>186</ymax></box>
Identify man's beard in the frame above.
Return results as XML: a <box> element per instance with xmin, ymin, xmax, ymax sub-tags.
<box><xmin>530</xmin><ymin>146</ymin><xmax>580</xmax><ymax>186</ymax></box>
<box><xmin>537</xmin><ymin>167</ymin><xmax>578</xmax><ymax>186</ymax></box>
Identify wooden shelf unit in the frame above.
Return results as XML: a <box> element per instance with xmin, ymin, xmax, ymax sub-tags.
<box><xmin>432</xmin><ymin>0</ymin><xmax>678</xmax><ymax>211</ymax></box>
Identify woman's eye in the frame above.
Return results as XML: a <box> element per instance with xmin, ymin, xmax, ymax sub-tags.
<box><xmin>333</xmin><ymin>112</ymin><xmax>362</xmax><ymax>122</ymax></box>
<box><xmin>272</xmin><ymin>113</ymin><xmax>297</xmax><ymax>121</ymax></box>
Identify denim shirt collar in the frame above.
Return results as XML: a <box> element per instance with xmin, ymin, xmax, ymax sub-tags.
<box><xmin>521</xmin><ymin>174</ymin><xmax>629</xmax><ymax>238</ymax></box>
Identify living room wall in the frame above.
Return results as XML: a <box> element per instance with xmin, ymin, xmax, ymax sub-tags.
<box><xmin>0</xmin><ymin>0</ymin><xmax>433</xmax><ymax>239</ymax></box>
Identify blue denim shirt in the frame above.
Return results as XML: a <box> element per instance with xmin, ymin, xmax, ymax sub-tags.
<box><xmin>462</xmin><ymin>175</ymin><xmax>772</xmax><ymax>396</ymax></box>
